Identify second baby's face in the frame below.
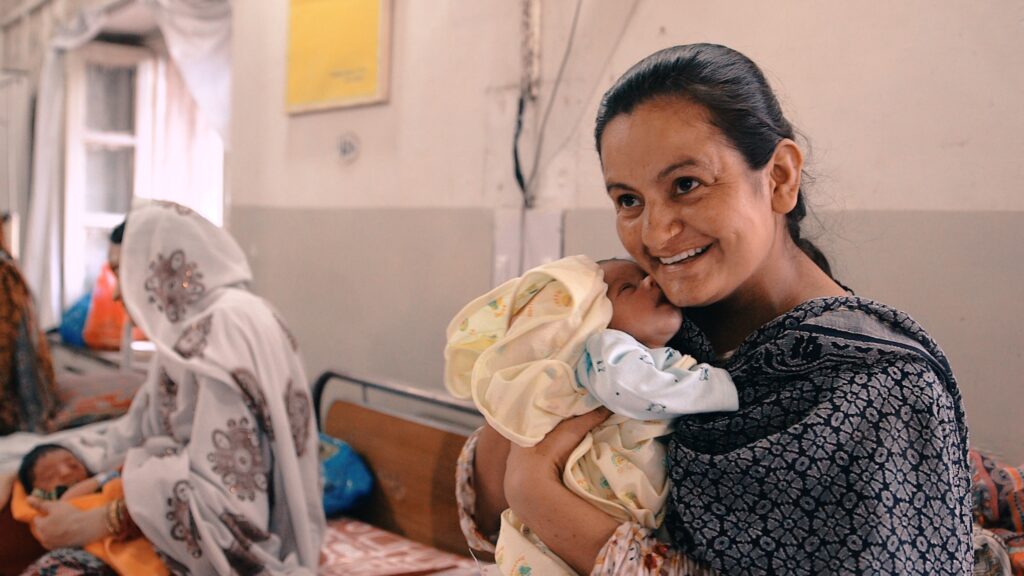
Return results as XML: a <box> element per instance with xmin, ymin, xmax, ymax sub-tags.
<box><xmin>32</xmin><ymin>448</ymin><xmax>89</xmax><ymax>493</ymax></box>
<box><xmin>601</xmin><ymin>259</ymin><xmax>683</xmax><ymax>348</ymax></box>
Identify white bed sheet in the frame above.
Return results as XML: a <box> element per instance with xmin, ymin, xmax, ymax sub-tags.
<box><xmin>0</xmin><ymin>419</ymin><xmax>112</xmax><ymax>475</ymax></box>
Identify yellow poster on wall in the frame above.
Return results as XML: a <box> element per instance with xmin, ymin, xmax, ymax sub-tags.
<box><xmin>287</xmin><ymin>0</ymin><xmax>391</xmax><ymax>113</ymax></box>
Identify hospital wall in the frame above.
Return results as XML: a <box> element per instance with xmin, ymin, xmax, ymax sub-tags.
<box><xmin>230</xmin><ymin>1</ymin><xmax>1024</xmax><ymax>462</ymax></box>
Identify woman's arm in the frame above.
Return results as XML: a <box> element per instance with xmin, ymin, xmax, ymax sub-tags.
<box><xmin>504</xmin><ymin>408</ymin><xmax>620</xmax><ymax>575</ymax></box>
<box><xmin>473</xmin><ymin>423</ymin><xmax>511</xmax><ymax>537</ymax></box>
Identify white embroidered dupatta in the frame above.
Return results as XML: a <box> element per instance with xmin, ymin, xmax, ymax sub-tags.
<box><xmin>66</xmin><ymin>201</ymin><xmax>324</xmax><ymax>575</ymax></box>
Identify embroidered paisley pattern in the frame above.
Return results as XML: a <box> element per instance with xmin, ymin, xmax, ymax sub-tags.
<box><xmin>220</xmin><ymin>511</ymin><xmax>271</xmax><ymax>546</ymax></box>
<box><xmin>145</xmin><ymin>249</ymin><xmax>205</xmax><ymax>323</ymax></box>
<box><xmin>156</xmin><ymin>551</ymin><xmax>192</xmax><ymax>576</ymax></box>
<box><xmin>167</xmin><ymin>480</ymin><xmax>203</xmax><ymax>558</ymax></box>
<box><xmin>223</xmin><ymin>542</ymin><xmax>268</xmax><ymax>576</ymax></box>
<box><xmin>285</xmin><ymin>380</ymin><xmax>311</xmax><ymax>457</ymax></box>
<box><xmin>158</xmin><ymin>369</ymin><xmax>178</xmax><ymax>438</ymax></box>
<box><xmin>207</xmin><ymin>417</ymin><xmax>268</xmax><ymax>501</ymax></box>
<box><xmin>174</xmin><ymin>315</ymin><xmax>213</xmax><ymax>359</ymax></box>
<box><xmin>220</xmin><ymin>511</ymin><xmax>271</xmax><ymax>576</ymax></box>
<box><xmin>232</xmin><ymin>368</ymin><xmax>273</xmax><ymax>440</ymax></box>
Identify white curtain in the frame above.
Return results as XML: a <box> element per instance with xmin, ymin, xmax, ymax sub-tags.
<box><xmin>149</xmin><ymin>53</ymin><xmax>224</xmax><ymax>224</ymax></box>
<box><xmin>144</xmin><ymin>0</ymin><xmax>232</xmax><ymax>142</ymax></box>
<box><xmin>0</xmin><ymin>72</ymin><xmax>30</xmax><ymax>256</ymax></box>
<box><xmin>22</xmin><ymin>4</ymin><xmax>118</xmax><ymax>329</ymax></box>
<box><xmin>22</xmin><ymin>0</ymin><xmax>231</xmax><ymax>328</ymax></box>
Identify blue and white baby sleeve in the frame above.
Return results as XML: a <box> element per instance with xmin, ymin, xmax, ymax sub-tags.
<box><xmin>575</xmin><ymin>329</ymin><xmax>739</xmax><ymax>420</ymax></box>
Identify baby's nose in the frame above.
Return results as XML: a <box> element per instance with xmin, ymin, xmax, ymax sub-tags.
<box><xmin>641</xmin><ymin>275</ymin><xmax>656</xmax><ymax>291</ymax></box>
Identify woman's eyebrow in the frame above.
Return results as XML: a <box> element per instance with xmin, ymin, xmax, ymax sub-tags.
<box><xmin>605</xmin><ymin>158</ymin><xmax>703</xmax><ymax>193</ymax></box>
<box><xmin>657</xmin><ymin>158</ymin><xmax>701</xmax><ymax>180</ymax></box>
<box><xmin>605</xmin><ymin>181</ymin><xmax>636</xmax><ymax>194</ymax></box>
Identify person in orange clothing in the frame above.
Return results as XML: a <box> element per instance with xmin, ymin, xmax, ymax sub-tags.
<box><xmin>12</xmin><ymin>444</ymin><xmax>168</xmax><ymax>576</ymax></box>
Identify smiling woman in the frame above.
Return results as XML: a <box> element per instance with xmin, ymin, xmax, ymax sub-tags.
<box><xmin>458</xmin><ymin>44</ymin><xmax>973</xmax><ymax>575</ymax></box>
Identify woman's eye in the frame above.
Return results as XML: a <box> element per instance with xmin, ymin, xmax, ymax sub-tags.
<box><xmin>616</xmin><ymin>194</ymin><xmax>641</xmax><ymax>209</ymax></box>
<box><xmin>674</xmin><ymin>178</ymin><xmax>700</xmax><ymax>195</ymax></box>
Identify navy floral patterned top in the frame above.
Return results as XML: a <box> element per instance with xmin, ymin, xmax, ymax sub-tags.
<box><xmin>664</xmin><ymin>296</ymin><xmax>972</xmax><ymax>574</ymax></box>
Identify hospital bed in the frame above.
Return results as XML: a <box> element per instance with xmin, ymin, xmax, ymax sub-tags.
<box><xmin>2</xmin><ymin>370</ymin><xmax>488</xmax><ymax>575</ymax></box>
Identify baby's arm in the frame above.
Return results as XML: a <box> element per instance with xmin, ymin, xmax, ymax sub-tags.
<box><xmin>575</xmin><ymin>329</ymin><xmax>739</xmax><ymax>420</ymax></box>
<box><xmin>59</xmin><ymin>471</ymin><xmax>119</xmax><ymax>501</ymax></box>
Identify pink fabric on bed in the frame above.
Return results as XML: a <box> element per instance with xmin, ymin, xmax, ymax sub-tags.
<box><xmin>319</xmin><ymin>518</ymin><xmax>478</xmax><ymax>576</ymax></box>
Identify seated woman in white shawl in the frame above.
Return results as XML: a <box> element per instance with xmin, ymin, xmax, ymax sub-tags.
<box><xmin>22</xmin><ymin>201</ymin><xmax>325</xmax><ymax>575</ymax></box>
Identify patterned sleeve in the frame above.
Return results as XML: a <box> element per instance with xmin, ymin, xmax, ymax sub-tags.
<box><xmin>592</xmin><ymin>522</ymin><xmax>716</xmax><ymax>576</ymax></box>
<box><xmin>455</xmin><ymin>428</ymin><xmax>498</xmax><ymax>553</ymax></box>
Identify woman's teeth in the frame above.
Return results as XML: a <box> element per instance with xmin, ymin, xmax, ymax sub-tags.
<box><xmin>660</xmin><ymin>245</ymin><xmax>709</xmax><ymax>265</ymax></box>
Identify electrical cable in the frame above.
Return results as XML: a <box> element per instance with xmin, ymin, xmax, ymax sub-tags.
<box><xmin>522</xmin><ymin>0</ymin><xmax>584</xmax><ymax>207</ymax></box>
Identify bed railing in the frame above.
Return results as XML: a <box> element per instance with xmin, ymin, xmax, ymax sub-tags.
<box><xmin>312</xmin><ymin>370</ymin><xmax>482</xmax><ymax>436</ymax></box>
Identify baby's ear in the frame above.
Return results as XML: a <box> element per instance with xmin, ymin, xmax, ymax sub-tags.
<box><xmin>768</xmin><ymin>138</ymin><xmax>802</xmax><ymax>214</ymax></box>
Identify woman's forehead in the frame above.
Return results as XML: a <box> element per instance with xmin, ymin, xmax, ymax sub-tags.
<box><xmin>600</xmin><ymin>98</ymin><xmax>727</xmax><ymax>182</ymax></box>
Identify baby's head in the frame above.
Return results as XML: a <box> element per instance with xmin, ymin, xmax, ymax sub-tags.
<box><xmin>18</xmin><ymin>444</ymin><xmax>90</xmax><ymax>498</ymax></box>
<box><xmin>599</xmin><ymin>259</ymin><xmax>683</xmax><ymax>348</ymax></box>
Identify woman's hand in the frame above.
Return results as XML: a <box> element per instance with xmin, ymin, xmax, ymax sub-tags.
<box><xmin>27</xmin><ymin>496</ymin><xmax>108</xmax><ymax>549</ymax></box>
<box><xmin>60</xmin><ymin>478</ymin><xmax>100</xmax><ymax>501</ymax></box>
<box><xmin>504</xmin><ymin>407</ymin><xmax>612</xmax><ymax>507</ymax></box>
<box><xmin>503</xmin><ymin>407</ymin><xmax>618</xmax><ymax>575</ymax></box>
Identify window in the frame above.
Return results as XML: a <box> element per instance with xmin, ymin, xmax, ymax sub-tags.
<box><xmin>62</xmin><ymin>40</ymin><xmax>224</xmax><ymax>308</ymax></box>
<box><xmin>63</xmin><ymin>41</ymin><xmax>153</xmax><ymax>306</ymax></box>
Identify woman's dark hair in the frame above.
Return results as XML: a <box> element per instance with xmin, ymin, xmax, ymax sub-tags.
<box><xmin>594</xmin><ymin>43</ymin><xmax>831</xmax><ymax>277</ymax></box>
<box><xmin>110</xmin><ymin>220</ymin><xmax>126</xmax><ymax>245</ymax></box>
<box><xmin>18</xmin><ymin>444</ymin><xmax>80</xmax><ymax>492</ymax></box>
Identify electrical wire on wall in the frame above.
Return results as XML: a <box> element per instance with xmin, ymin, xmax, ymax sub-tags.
<box><xmin>513</xmin><ymin>0</ymin><xmax>583</xmax><ymax>210</ymax></box>
<box><xmin>512</xmin><ymin>0</ymin><xmax>641</xmax><ymax>211</ymax></box>
<box><xmin>508</xmin><ymin>0</ymin><xmax>640</xmax><ymax>277</ymax></box>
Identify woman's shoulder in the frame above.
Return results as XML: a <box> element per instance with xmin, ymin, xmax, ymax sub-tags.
<box><xmin>743</xmin><ymin>295</ymin><xmax>951</xmax><ymax>371</ymax></box>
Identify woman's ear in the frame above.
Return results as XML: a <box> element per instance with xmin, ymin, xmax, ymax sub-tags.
<box><xmin>768</xmin><ymin>138</ymin><xmax>803</xmax><ymax>214</ymax></box>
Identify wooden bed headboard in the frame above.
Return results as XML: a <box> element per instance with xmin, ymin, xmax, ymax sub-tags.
<box><xmin>322</xmin><ymin>398</ymin><xmax>472</xmax><ymax>558</ymax></box>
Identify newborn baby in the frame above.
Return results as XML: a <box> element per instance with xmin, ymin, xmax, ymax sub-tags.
<box><xmin>445</xmin><ymin>255</ymin><xmax>738</xmax><ymax>576</ymax></box>
<box><xmin>577</xmin><ymin>259</ymin><xmax>736</xmax><ymax>420</ymax></box>
<box><xmin>14</xmin><ymin>444</ymin><xmax>165</xmax><ymax>575</ymax></box>
<box><xmin>18</xmin><ymin>444</ymin><xmax>118</xmax><ymax>501</ymax></box>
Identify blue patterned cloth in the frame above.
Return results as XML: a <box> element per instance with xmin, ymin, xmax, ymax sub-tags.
<box><xmin>665</xmin><ymin>296</ymin><xmax>972</xmax><ymax>574</ymax></box>
<box><xmin>19</xmin><ymin>548</ymin><xmax>115</xmax><ymax>575</ymax></box>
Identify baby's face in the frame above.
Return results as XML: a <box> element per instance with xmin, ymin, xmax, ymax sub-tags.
<box><xmin>32</xmin><ymin>448</ymin><xmax>89</xmax><ymax>492</ymax></box>
<box><xmin>601</xmin><ymin>260</ymin><xmax>683</xmax><ymax>348</ymax></box>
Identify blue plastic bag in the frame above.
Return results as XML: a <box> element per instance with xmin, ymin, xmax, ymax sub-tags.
<box><xmin>60</xmin><ymin>291</ymin><xmax>92</xmax><ymax>347</ymax></box>
<box><xmin>319</xmin><ymin>433</ymin><xmax>373</xmax><ymax>517</ymax></box>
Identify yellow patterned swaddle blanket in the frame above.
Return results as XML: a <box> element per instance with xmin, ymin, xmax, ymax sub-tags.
<box><xmin>444</xmin><ymin>255</ymin><xmax>672</xmax><ymax>576</ymax></box>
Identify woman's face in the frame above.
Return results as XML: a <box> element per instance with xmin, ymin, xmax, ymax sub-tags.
<box><xmin>600</xmin><ymin>97</ymin><xmax>784</xmax><ymax>309</ymax></box>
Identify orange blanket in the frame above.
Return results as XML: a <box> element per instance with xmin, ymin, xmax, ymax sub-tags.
<box><xmin>11</xmin><ymin>478</ymin><xmax>168</xmax><ymax>576</ymax></box>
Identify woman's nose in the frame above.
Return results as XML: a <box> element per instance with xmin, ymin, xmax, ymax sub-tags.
<box><xmin>641</xmin><ymin>201</ymin><xmax>683</xmax><ymax>250</ymax></box>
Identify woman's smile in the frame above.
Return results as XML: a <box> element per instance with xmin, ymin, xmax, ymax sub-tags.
<box><xmin>655</xmin><ymin>240</ymin><xmax>712</xmax><ymax>266</ymax></box>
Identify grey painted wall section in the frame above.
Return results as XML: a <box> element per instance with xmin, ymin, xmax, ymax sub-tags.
<box><xmin>229</xmin><ymin>206</ymin><xmax>494</xmax><ymax>392</ymax></box>
<box><xmin>565</xmin><ymin>208</ymin><xmax>1024</xmax><ymax>464</ymax></box>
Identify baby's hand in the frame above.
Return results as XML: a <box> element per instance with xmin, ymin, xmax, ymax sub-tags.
<box><xmin>59</xmin><ymin>478</ymin><xmax>98</xmax><ymax>501</ymax></box>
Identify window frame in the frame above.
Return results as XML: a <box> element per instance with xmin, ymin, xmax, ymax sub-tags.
<box><xmin>62</xmin><ymin>40</ymin><xmax>155</xmax><ymax>308</ymax></box>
